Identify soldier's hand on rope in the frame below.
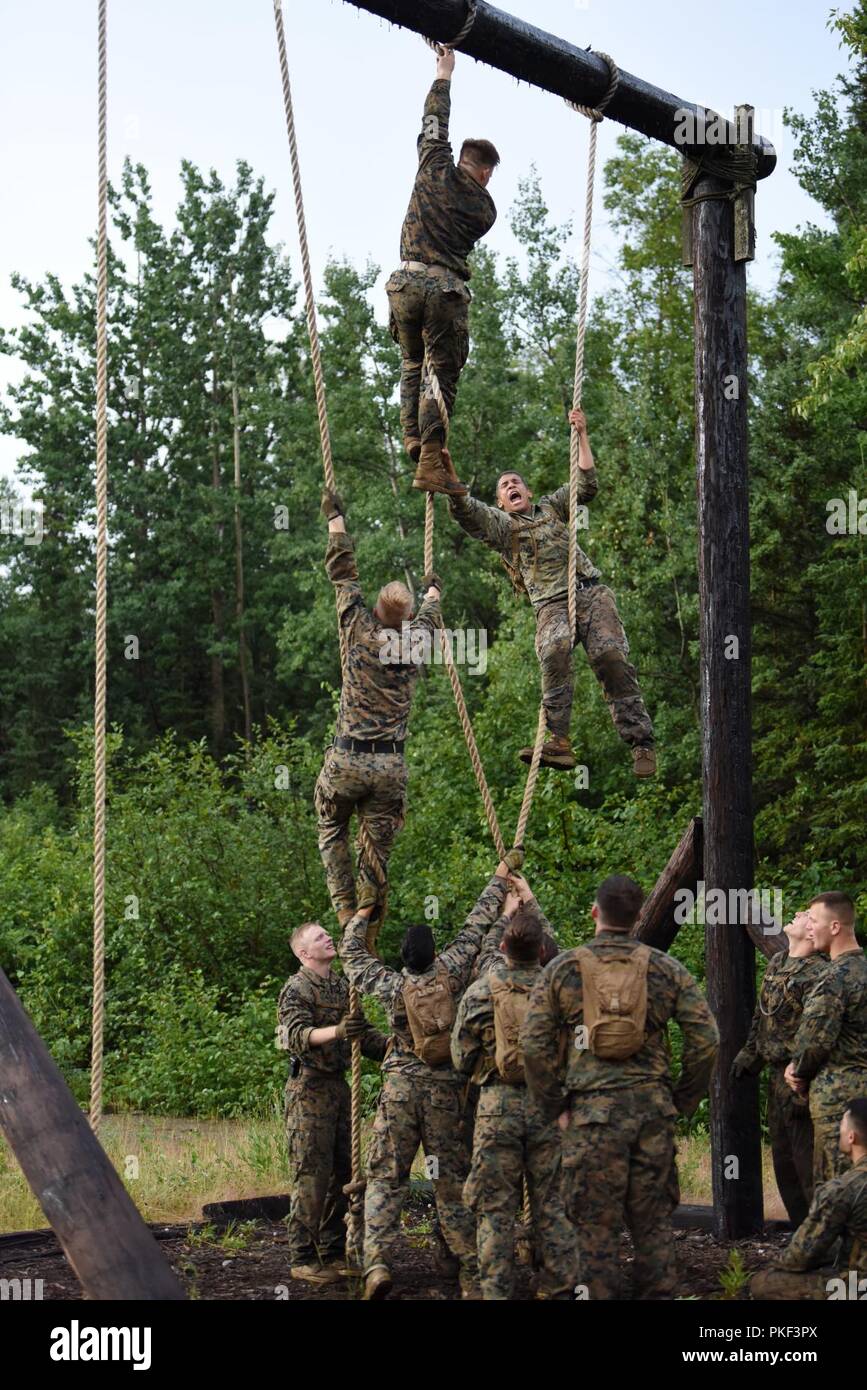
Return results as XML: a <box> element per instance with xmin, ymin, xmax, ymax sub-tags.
<box><xmin>335</xmin><ymin>1013</ymin><xmax>367</xmax><ymax>1042</ymax></box>
<box><xmin>421</xmin><ymin>571</ymin><xmax>443</xmax><ymax>597</ymax></box>
<box><xmin>568</xmin><ymin>408</ymin><xmax>587</xmax><ymax>435</ymax></box>
<box><xmin>508</xmin><ymin>872</ymin><xmax>534</xmax><ymax>904</ymax></box>
<box><xmin>436</xmin><ymin>48</ymin><xmax>456</xmax><ymax>79</ymax></box>
<box><xmin>320</xmin><ymin>488</ymin><xmax>346</xmax><ymax>522</ymax></box>
<box><xmin>503</xmin><ymin>887</ymin><xmax>522</xmax><ymax>919</ymax></box>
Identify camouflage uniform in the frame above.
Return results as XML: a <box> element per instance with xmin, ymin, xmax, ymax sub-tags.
<box><xmin>448</xmin><ymin>484</ymin><xmax>654</xmax><ymax>750</ymax></box>
<box><xmin>340</xmin><ymin>875</ymin><xmax>509</xmax><ymax>1280</ymax></box>
<box><xmin>277</xmin><ymin>965</ymin><xmax>387</xmax><ymax>1267</ymax></box>
<box><xmin>387</xmin><ymin>78</ymin><xmax>496</xmax><ymax>448</ymax></box>
<box><xmin>523</xmin><ymin>934</ymin><xmax>719</xmax><ymax>1300</ymax></box>
<box><xmin>452</xmin><ymin>946</ymin><xmax>577</xmax><ymax>1300</ymax></box>
<box><xmin>790</xmin><ymin>948</ymin><xmax>867</xmax><ymax>1184</ymax></box>
<box><xmin>314</xmin><ymin>528</ymin><xmax>439</xmax><ymax>918</ymax></box>
<box><xmin>733</xmin><ymin>950</ymin><xmax>829</xmax><ymax>1224</ymax></box>
<box><xmin>752</xmin><ymin>1155</ymin><xmax>867</xmax><ymax>1300</ymax></box>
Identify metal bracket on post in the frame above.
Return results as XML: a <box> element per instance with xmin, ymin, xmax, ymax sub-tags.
<box><xmin>682</xmin><ymin>103</ymin><xmax>758</xmax><ymax>267</ymax></box>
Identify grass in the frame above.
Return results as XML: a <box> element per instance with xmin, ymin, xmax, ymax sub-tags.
<box><xmin>0</xmin><ymin>1114</ymin><xmax>787</xmax><ymax>1235</ymax></box>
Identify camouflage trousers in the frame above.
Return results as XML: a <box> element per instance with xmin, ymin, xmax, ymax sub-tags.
<box><xmin>386</xmin><ymin>268</ymin><xmax>470</xmax><ymax>447</ymax></box>
<box><xmin>284</xmin><ymin>1072</ymin><xmax>350</xmax><ymax>1265</ymax></box>
<box><xmin>535</xmin><ymin>591</ymin><xmax>654</xmax><ymax>747</ymax></box>
<box><xmin>314</xmin><ymin>747</ymin><xmax>407</xmax><ymax>920</ymax></box>
<box><xmin>768</xmin><ymin>1064</ymin><xmax>814</xmax><ymax>1225</ymax></box>
<box><xmin>561</xmin><ymin>1085</ymin><xmax>680</xmax><ymax>1300</ymax></box>
<box><xmin>463</xmin><ymin>1082</ymin><xmax>577</xmax><ymax>1300</ymax></box>
<box><xmin>810</xmin><ymin>1070</ymin><xmax>866</xmax><ymax>1184</ymax></box>
<box><xmin>751</xmin><ymin>1265</ymin><xmax>837</xmax><ymax>1301</ymax></box>
<box><xmin>364</xmin><ymin>1069</ymin><xmax>477</xmax><ymax>1278</ymax></box>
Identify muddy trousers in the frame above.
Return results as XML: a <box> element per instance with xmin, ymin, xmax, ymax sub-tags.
<box><xmin>561</xmin><ymin>1087</ymin><xmax>680</xmax><ymax>1300</ymax></box>
<box><xmin>463</xmin><ymin>1083</ymin><xmax>577</xmax><ymax>1300</ymax></box>
<box><xmin>363</xmin><ymin>1070</ymin><xmax>477</xmax><ymax>1279</ymax></box>
<box><xmin>535</xmin><ymin>590</ymin><xmax>654</xmax><ymax>748</ymax></box>
<box><xmin>751</xmin><ymin>1265</ymin><xmax>840</xmax><ymax>1300</ymax></box>
<box><xmin>284</xmin><ymin>1072</ymin><xmax>350</xmax><ymax>1265</ymax></box>
<box><xmin>387</xmin><ymin>270</ymin><xmax>470</xmax><ymax>447</ymax></box>
<box><xmin>768</xmin><ymin>1064</ymin><xmax>815</xmax><ymax>1226</ymax></box>
<box><xmin>314</xmin><ymin>747</ymin><xmax>407</xmax><ymax>920</ymax></box>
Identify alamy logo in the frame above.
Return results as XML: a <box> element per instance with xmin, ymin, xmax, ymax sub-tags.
<box><xmin>826</xmin><ymin>1271</ymin><xmax>867</xmax><ymax>1300</ymax></box>
<box><xmin>0</xmin><ymin>500</ymin><xmax>43</xmax><ymax>545</ymax></box>
<box><xmin>49</xmin><ymin>1320</ymin><xmax>152</xmax><ymax>1370</ymax></box>
<box><xmin>673</xmin><ymin>881</ymin><xmax>782</xmax><ymax>930</ymax></box>
<box><xmin>0</xmin><ymin>1277</ymin><xmax>43</xmax><ymax>1300</ymax></box>
<box><xmin>378</xmin><ymin>623</ymin><xmax>487</xmax><ymax>676</ymax></box>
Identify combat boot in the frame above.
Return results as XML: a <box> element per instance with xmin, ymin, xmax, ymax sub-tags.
<box><xmin>289</xmin><ymin>1263</ymin><xmax>344</xmax><ymax>1285</ymax></box>
<box><xmin>363</xmin><ymin>1264</ymin><xmax>393</xmax><ymax>1300</ymax></box>
<box><xmin>632</xmin><ymin>745</ymin><xmax>657</xmax><ymax>777</ymax></box>
<box><xmin>404</xmin><ymin>435</ymin><xmax>422</xmax><ymax>463</ymax></box>
<box><xmin>518</xmin><ymin>734</ymin><xmax>577</xmax><ymax>770</ymax></box>
<box><xmin>412</xmin><ymin>439</ymin><xmax>468</xmax><ymax>497</ymax></box>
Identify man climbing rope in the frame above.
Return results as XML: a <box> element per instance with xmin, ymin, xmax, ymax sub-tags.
<box><xmin>386</xmin><ymin>46</ymin><xmax>499</xmax><ymax>496</ymax></box>
<box><xmin>315</xmin><ymin>490</ymin><xmax>441</xmax><ymax>925</ymax></box>
<box><xmin>446</xmin><ymin>409</ymin><xmax>656</xmax><ymax>775</ymax></box>
<box><xmin>339</xmin><ymin>864</ymin><xmax>514</xmax><ymax>1300</ymax></box>
<box><xmin>277</xmin><ymin>920</ymin><xmax>389</xmax><ymax>1285</ymax></box>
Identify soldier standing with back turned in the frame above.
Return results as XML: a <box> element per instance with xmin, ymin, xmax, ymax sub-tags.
<box><xmin>522</xmin><ymin>875</ymin><xmax>719</xmax><ymax>1300</ymax></box>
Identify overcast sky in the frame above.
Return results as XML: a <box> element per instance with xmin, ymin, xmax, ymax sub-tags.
<box><xmin>0</xmin><ymin>0</ymin><xmax>848</xmax><ymax>482</ymax></box>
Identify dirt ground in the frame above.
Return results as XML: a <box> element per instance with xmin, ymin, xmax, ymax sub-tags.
<box><xmin>1</xmin><ymin>1194</ymin><xmax>791</xmax><ymax>1301</ymax></box>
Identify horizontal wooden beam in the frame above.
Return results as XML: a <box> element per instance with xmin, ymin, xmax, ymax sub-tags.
<box><xmin>341</xmin><ymin>0</ymin><xmax>776</xmax><ymax>180</ymax></box>
<box><xmin>0</xmin><ymin>968</ymin><xmax>186</xmax><ymax>1300</ymax></box>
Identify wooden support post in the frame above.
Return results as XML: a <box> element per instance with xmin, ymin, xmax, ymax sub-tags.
<box><xmin>691</xmin><ymin>155</ymin><xmax>764</xmax><ymax>1239</ymax></box>
<box><xmin>634</xmin><ymin>817</ymin><xmax>703</xmax><ymax>952</ymax></box>
<box><xmin>0</xmin><ymin>967</ymin><xmax>186</xmax><ymax>1300</ymax></box>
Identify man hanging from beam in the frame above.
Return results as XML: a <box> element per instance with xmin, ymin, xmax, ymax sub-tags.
<box><xmin>446</xmin><ymin>410</ymin><xmax>656</xmax><ymax>775</ymax></box>
<box><xmin>315</xmin><ymin>489</ymin><xmax>441</xmax><ymax>926</ymax></box>
<box><xmin>386</xmin><ymin>46</ymin><xmax>499</xmax><ymax>497</ymax></box>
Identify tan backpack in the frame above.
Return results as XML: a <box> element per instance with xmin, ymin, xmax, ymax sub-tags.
<box><xmin>490</xmin><ymin>975</ymin><xmax>533</xmax><ymax>1083</ymax></box>
<box><xmin>403</xmin><ymin>961</ymin><xmax>455</xmax><ymax>1066</ymax></box>
<box><xmin>576</xmin><ymin>944</ymin><xmax>651</xmax><ymax>1060</ymax></box>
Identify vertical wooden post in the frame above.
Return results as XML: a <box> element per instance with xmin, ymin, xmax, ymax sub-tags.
<box><xmin>0</xmin><ymin>968</ymin><xmax>186</xmax><ymax>1299</ymax></box>
<box><xmin>691</xmin><ymin>122</ymin><xmax>764</xmax><ymax>1238</ymax></box>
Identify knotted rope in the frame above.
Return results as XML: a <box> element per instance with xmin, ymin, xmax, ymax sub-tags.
<box><xmin>422</xmin><ymin>0</ymin><xmax>478</xmax><ymax>56</ymax></box>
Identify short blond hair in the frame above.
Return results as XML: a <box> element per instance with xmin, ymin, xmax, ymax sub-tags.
<box><xmin>377</xmin><ymin>581</ymin><xmax>413</xmax><ymax>628</ymax></box>
<box><xmin>290</xmin><ymin>922</ymin><xmax>318</xmax><ymax>959</ymax></box>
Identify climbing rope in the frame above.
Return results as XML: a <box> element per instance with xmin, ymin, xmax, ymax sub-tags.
<box><xmin>422</xmin><ymin>0</ymin><xmax>478</xmax><ymax>56</ymax></box>
<box><xmin>90</xmin><ymin>0</ymin><xmax>109</xmax><ymax>1139</ymax></box>
<box><xmin>273</xmin><ymin>0</ymin><xmax>383</xmax><ymax>1263</ymax></box>
<box><xmin>564</xmin><ymin>52</ymin><xmax>619</xmax><ymax>643</ymax></box>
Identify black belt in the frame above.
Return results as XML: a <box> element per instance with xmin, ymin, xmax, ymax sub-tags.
<box><xmin>333</xmin><ymin>735</ymin><xmax>405</xmax><ymax>755</ymax></box>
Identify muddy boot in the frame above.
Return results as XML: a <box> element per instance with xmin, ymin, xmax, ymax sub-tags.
<box><xmin>632</xmin><ymin>745</ymin><xmax>657</xmax><ymax>778</ymax></box>
<box><xmin>518</xmin><ymin>734</ymin><xmax>577</xmax><ymax>770</ymax></box>
<box><xmin>404</xmin><ymin>435</ymin><xmax>422</xmax><ymax>463</ymax></box>
<box><xmin>363</xmin><ymin>1264</ymin><xmax>393</xmax><ymax>1301</ymax></box>
<box><xmin>412</xmin><ymin>439</ymin><xmax>468</xmax><ymax>497</ymax></box>
<box><xmin>290</xmin><ymin>1263</ymin><xmax>344</xmax><ymax>1285</ymax></box>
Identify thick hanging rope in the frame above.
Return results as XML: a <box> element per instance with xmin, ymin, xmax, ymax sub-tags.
<box><xmin>422</xmin><ymin>0</ymin><xmax>478</xmax><ymax>55</ymax></box>
<box><xmin>273</xmin><ymin>0</ymin><xmax>383</xmax><ymax>1263</ymax></box>
<box><xmin>90</xmin><ymin>0</ymin><xmax>109</xmax><ymax>1139</ymax></box>
<box><xmin>564</xmin><ymin>53</ymin><xmax>619</xmax><ymax>643</ymax></box>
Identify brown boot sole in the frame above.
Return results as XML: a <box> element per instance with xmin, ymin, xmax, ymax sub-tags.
<box><xmin>411</xmin><ymin>476</ymin><xmax>468</xmax><ymax>497</ymax></box>
<box><xmin>518</xmin><ymin>746</ymin><xmax>577</xmax><ymax>770</ymax></box>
